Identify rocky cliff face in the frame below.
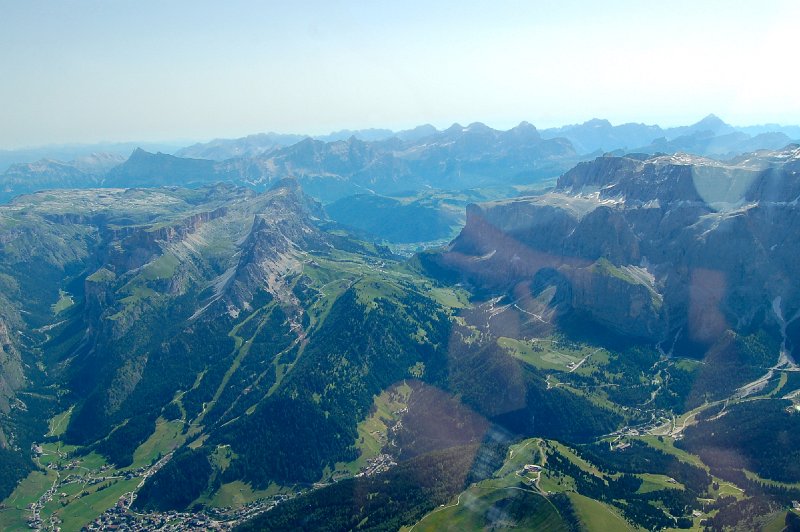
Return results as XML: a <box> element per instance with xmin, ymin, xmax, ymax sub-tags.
<box><xmin>569</xmin><ymin>260</ymin><xmax>664</xmax><ymax>339</ymax></box>
<box><xmin>429</xmin><ymin>146</ymin><xmax>800</xmax><ymax>345</ymax></box>
<box><xmin>0</xmin><ymin>295</ymin><xmax>28</xmax><ymax>450</ymax></box>
<box><xmin>105</xmin><ymin>148</ymin><xmax>218</xmax><ymax>187</ymax></box>
<box><xmin>222</xmin><ymin>180</ymin><xmax>327</xmax><ymax>315</ymax></box>
<box><xmin>99</xmin><ymin>206</ymin><xmax>228</xmax><ymax>273</ymax></box>
<box><xmin>0</xmin><ymin>318</ymin><xmax>24</xmax><ymax>416</ymax></box>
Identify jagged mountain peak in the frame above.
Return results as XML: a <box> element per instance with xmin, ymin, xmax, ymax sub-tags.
<box><xmin>125</xmin><ymin>147</ymin><xmax>201</xmax><ymax>164</ymax></box>
<box><xmin>464</xmin><ymin>121</ymin><xmax>493</xmax><ymax>132</ymax></box>
<box><xmin>514</xmin><ymin>120</ymin><xmax>537</xmax><ymax>130</ymax></box>
<box><xmin>212</xmin><ymin>186</ymin><xmax>327</xmax><ymax>316</ymax></box>
<box><xmin>694</xmin><ymin>113</ymin><xmax>727</xmax><ymax>128</ymax></box>
<box><xmin>128</xmin><ymin>146</ymin><xmax>153</xmax><ymax>159</ymax></box>
<box><xmin>662</xmin><ymin>113</ymin><xmax>736</xmax><ymax>140</ymax></box>
<box><xmin>106</xmin><ymin>147</ymin><xmax>218</xmax><ymax>187</ymax></box>
<box><xmin>265</xmin><ymin>177</ymin><xmax>326</xmax><ymax>219</ymax></box>
<box><xmin>584</xmin><ymin>118</ymin><xmax>613</xmax><ymax>128</ymax></box>
<box><xmin>503</xmin><ymin>121</ymin><xmax>541</xmax><ymax>141</ymax></box>
<box><xmin>443</xmin><ymin>122</ymin><xmax>465</xmax><ymax>134</ymax></box>
<box><xmin>395</xmin><ymin>123</ymin><xmax>439</xmax><ymax>142</ymax></box>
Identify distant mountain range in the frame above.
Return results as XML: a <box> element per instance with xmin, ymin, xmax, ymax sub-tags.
<box><xmin>2</xmin><ymin>115</ymin><xmax>798</xmax><ymax>206</ymax></box>
<box><xmin>0</xmin><ymin>141</ymin><xmax>187</xmax><ymax>173</ymax></box>
<box><xmin>0</xmin><ymin>122</ymin><xmax>580</xmax><ymax>204</ymax></box>
<box><xmin>0</xmin><ymin>152</ymin><xmax>125</xmax><ymax>196</ymax></box>
<box><xmin>176</xmin><ymin>114</ymin><xmax>800</xmax><ymax>161</ymax></box>
<box><xmin>539</xmin><ymin>113</ymin><xmax>799</xmax><ymax>154</ymax></box>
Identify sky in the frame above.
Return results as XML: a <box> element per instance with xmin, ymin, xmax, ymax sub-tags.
<box><xmin>2</xmin><ymin>0</ymin><xmax>799</xmax><ymax>149</ymax></box>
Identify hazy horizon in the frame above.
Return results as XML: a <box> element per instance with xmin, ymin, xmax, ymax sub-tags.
<box><xmin>2</xmin><ymin>0</ymin><xmax>799</xmax><ymax>149</ymax></box>
<box><xmin>1</xmin><ymin>112</ymin><xmax>797</xmax><ymax>154</ymax></box>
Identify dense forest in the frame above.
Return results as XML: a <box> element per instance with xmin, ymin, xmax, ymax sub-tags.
<box><xmin>133</xmin><ymin>447</ymin><xmax>213</xmax><ymax>511</ymax></box>
<box><xmin>216</xmin><ymin>287</ymin><xmax>453</xmax><ymax>488</ymax></box>
<box><xmin>0</xmin><ymin>447</ymin><xmax>33</xmax><ymax>501</ymax></box>
<box><xmin>234</xmin><ymin>445</ymin><xmax>480</xmax><ymax>531</ymax></box>
<box><xmin>678</xmin><ymin>399</ymin><xmax>800</xmax><ymax>483</ymax></box>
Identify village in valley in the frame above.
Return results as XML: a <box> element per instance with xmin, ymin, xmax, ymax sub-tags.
<box><xmin>10</xmin><ymin>428</ymin><xmax>402</xmax><ymax>532</ymax></box>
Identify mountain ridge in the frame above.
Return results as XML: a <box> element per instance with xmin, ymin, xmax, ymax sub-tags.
<box><xmin>2</xmin><ymin>117</ymin><xmax>798</xmax><ymax>205</ymax></box>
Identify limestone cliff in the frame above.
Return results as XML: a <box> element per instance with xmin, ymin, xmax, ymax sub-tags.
<box><xmin>429</xmin><ymin>145</ymin><xmax>800</xmax><ymax>343</ymax></box>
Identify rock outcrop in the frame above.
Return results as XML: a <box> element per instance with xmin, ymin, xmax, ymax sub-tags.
<box><xmin>428</xmin><ymin>145</ymin><xmax>800</xmax><ymax>344</ymax></box>
<box><xmin>223</xmin><ymin>180</ymin><xmax>326</xmax><ymax>315</ymax></box>
<box><xmin>0</xmin><ymin>318</ymin><xmax>24</xmax><ymax>416</ymax></box>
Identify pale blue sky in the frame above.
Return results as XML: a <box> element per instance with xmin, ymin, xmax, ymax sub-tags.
<box><xmin>1</xmin><ymin>0</ymin><xmax>798</xmax><ymax>148</ymax></box>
